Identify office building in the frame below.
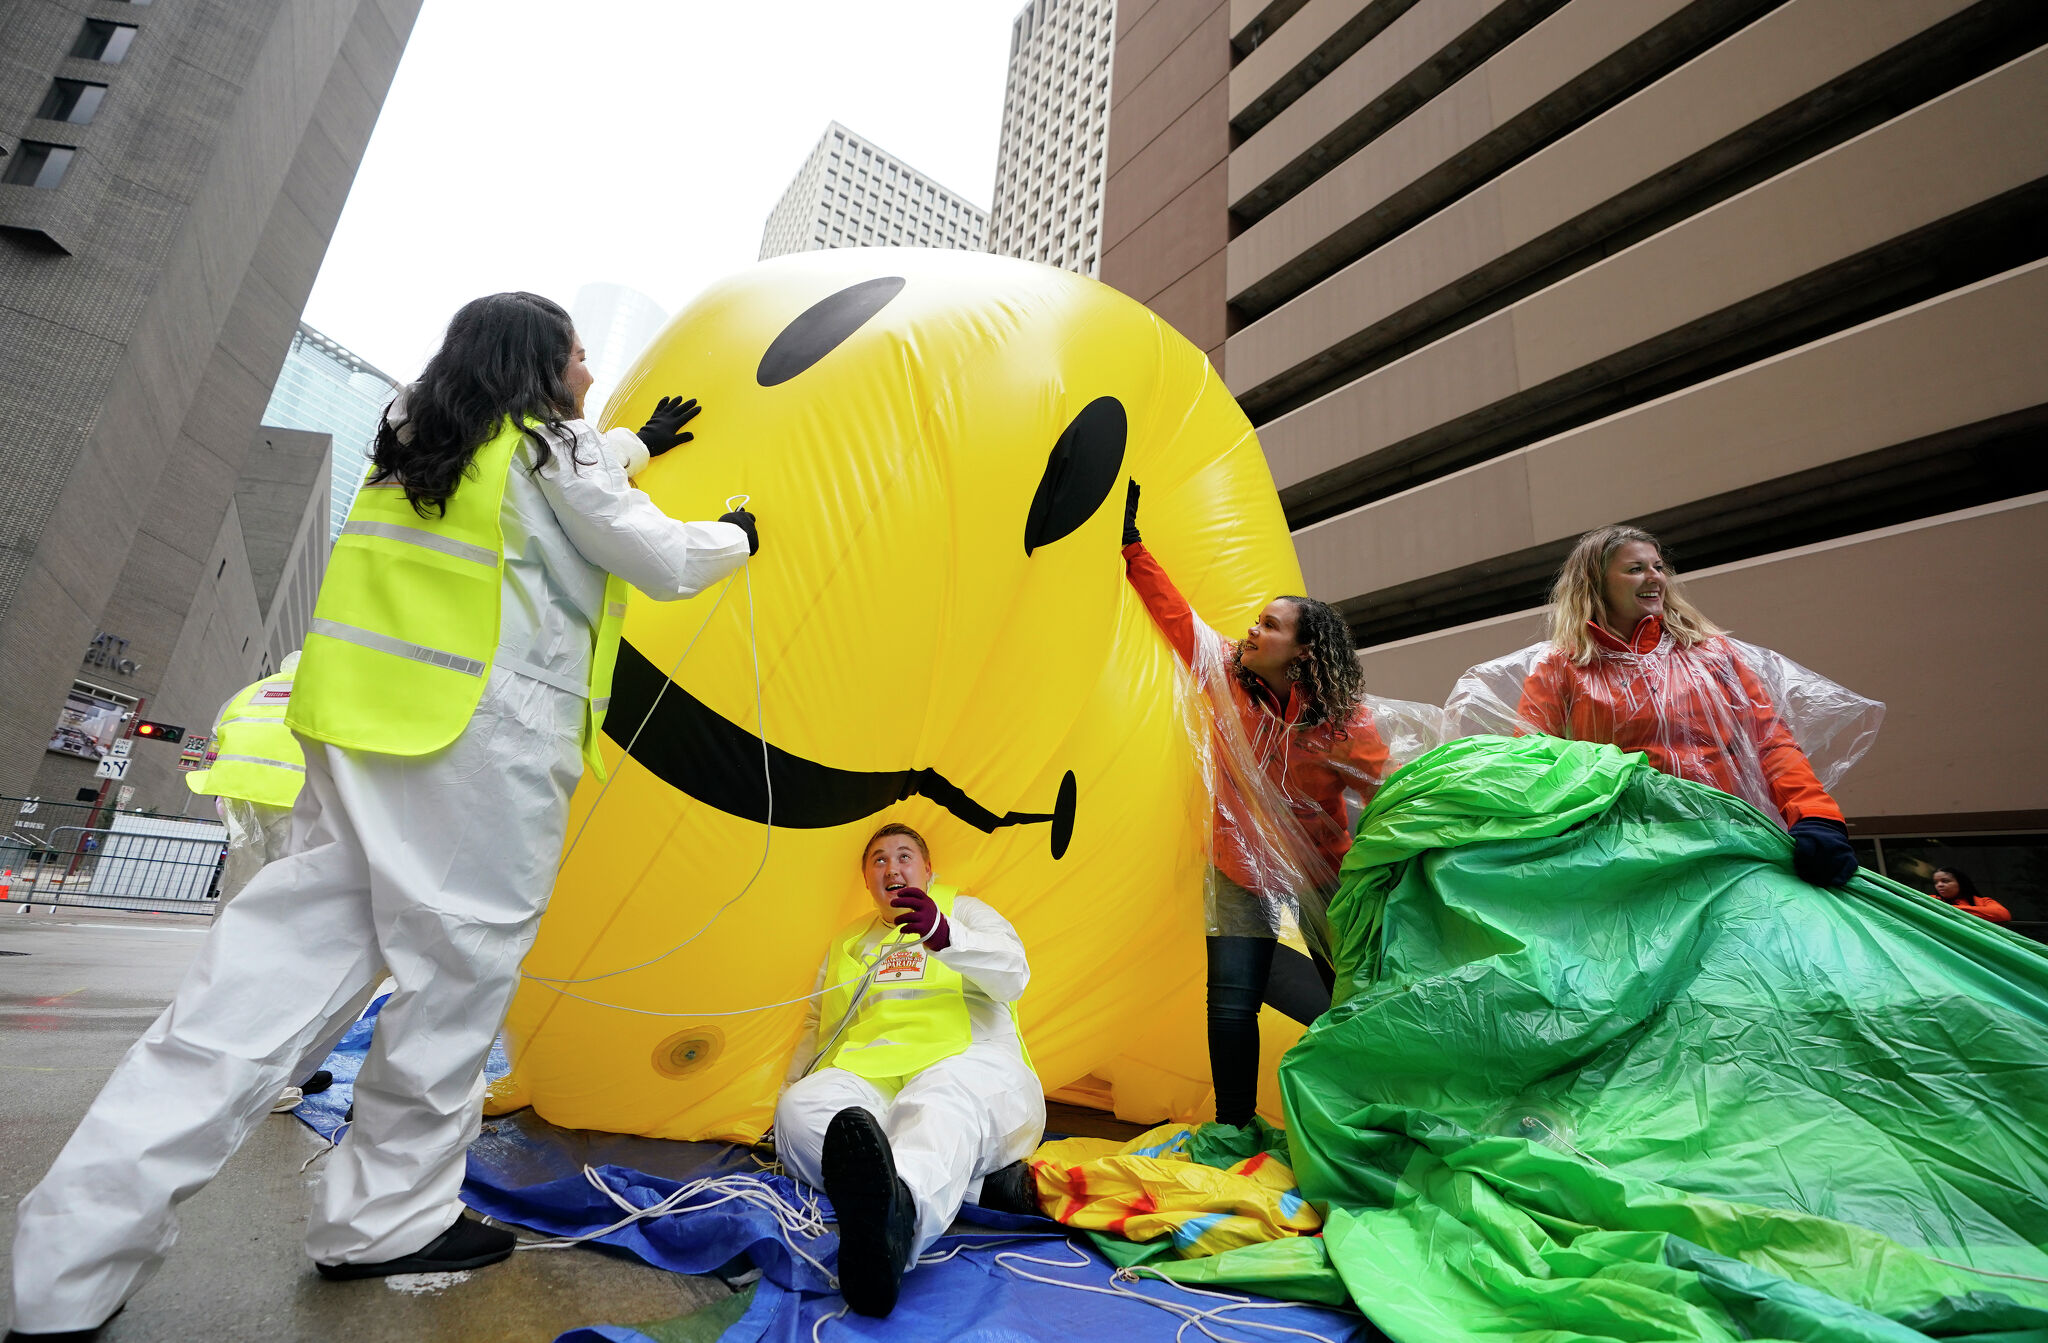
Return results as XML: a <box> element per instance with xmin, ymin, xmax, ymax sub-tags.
<box><xmin>261</xmin><ymin>322</ymin><xmax>400</xmax><ymax>542</ymax></box>
<box><xmin>758</xmin><ymin>122</ymin><xmax>988</xmax><ymax>260</ymax></box>
<box><xmin>571</xmin><ymin>282</ymin><xmax>669</xmax><ymax>420</ymax></box>
<box><xmin>0</xmin><ymin>0</ymin><xmax>424</xmax><ymax>812</ymax></box>
<box><xmin>1101</xmin><ymin>1</ymin><xmax>2048</xmax><ymax>910</ymax></box>
<box><xmin>987</xmin><ymin>0</ymin><xmax>1116</xmax><ymax>275</ymax></box>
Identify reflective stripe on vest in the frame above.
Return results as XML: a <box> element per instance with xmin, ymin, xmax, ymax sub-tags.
<box><xmin>817</xmin><ymin>886</ymin><xmax>1000</xmax><ymax>1084</ymax></box>
<box><xmin>185</xmin><ymin>671</ymin><xmax>304</xmax><ymax>809</ymax></box>
<box><xmin>286</xmin><ymin>419</ymin><xmax>628</xmax><ymax>778</ymax></box>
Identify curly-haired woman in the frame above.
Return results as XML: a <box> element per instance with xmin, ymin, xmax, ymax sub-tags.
<box><xmin>1121</xmin><ymin>482</ymin><xmax>1433</xmax><ymax>1129</ymax></box>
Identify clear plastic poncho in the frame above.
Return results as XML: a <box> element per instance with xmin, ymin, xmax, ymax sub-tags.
<box><xmin>1182</xmin><ymin>625</ymin><xmax>1445</xmax><ymax>953</ymax></box>
<box><xmin>1444</xmin><ymin>632</ymin><xmax>1882</xmax><ymax>827</ymax></box>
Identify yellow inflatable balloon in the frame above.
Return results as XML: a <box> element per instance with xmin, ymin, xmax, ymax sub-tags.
<box><xmin>497</xmin><ymin>248</ymin><xmax>1304</xmax><ymax>1141</ymax></box>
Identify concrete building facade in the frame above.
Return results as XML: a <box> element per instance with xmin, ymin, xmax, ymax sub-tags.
<box><xmin>758</xmin><ymin>122</ymin><xmax>988</xmax><ymax>260</ymax></box>
<box><xmin>260</xmin><ymin>322</ymin><xmax>399</xmax><ymax>543</ymax></box>
<box><xmin>987</xmin><ymin>0</ymin><xmax>1117</xmax><ymax>276</ymax></box>
<box><xmin>0</xmin><ymin>0</ymin><xmax>424</xmax><ymax>813</ymax></box>
<box><xmin>1100</xmin><ymin>0</ymin><xmax>2048</xmax><ymax>916</ymax></box>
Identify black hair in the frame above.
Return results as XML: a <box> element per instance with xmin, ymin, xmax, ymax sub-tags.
<box><xmin>368</xmin><ymin>291</ymin><xmax>583</xmax><ymax>517</ymax></box>
<box><xmin>1932</xmin><ymin>866</ymin><xmax>1980</xmax><ymax>900</ymax></box>
<box><xmin>1233</xmin><ymin>595</ymin><xmax>1366</xmax><ymax>731</ymax></box>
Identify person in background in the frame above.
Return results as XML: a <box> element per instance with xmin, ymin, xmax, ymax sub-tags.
<box><xmin>1932</xmin><ymin>866</ymin><xmax>2010</xmax><ymax>924</ymax></box>
<box><xmin>184</xmin><ymin>652</ymin><xmax>358</xmax><ymax>1113</ymax></box>
<box><xmin>8</xmin><ymin>291</ymin><xmax>760</xmax><ymax>1342</ymax></box>
<box><xmin>1446</xmin><ymin>525</ymin><xmax>1884</xmax><ymax>891</ymax></box>
<box><xmin>773</xmin><ymin>823</ymin><xmax>1043</xmax><ymax>1320</ymax></box>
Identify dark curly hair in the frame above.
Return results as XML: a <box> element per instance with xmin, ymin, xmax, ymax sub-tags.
<box><xmin>368</xmin><ymin>291</ymin><xmax>584</xmax><ymax>517</ymax></box>
<box><xmin>1233</xmin><ymin>595</ymin><xmax>1365</xmax><ymax>730</ymax></box>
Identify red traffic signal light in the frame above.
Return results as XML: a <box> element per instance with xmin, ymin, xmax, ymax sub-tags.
<box><xmin>133</xmin><ymin>720</ymin><xmax>185</xmax><ymax>744</ymax></box>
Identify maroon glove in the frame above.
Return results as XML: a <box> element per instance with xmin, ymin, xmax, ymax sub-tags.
<box><xmin>888</xmin><ymin>888</ymin><xmax>950</xmax><ymax>952</ymax></box>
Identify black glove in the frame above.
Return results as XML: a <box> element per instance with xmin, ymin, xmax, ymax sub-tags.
<box><xmin>719</xmin><ymin>507</ymin><xmax>759</xmax><ymax>556</ymax></box>
<box><xmin>636</xmin><ymin>396</ymin><xmax>701</xmax><ymax>457</ymax></box>
<box><xmin>1789</xmin><ymin>817</ymin><xmax>1857</xmax><ymax>888</ymax></box>
<box><xmin>1122</xmin><ymin>479</ymin><xmax>1142</xmax><ymax>547</ymax></box>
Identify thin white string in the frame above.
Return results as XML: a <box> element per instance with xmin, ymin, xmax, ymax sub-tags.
<box><xmin>804</xmin><ymin>1237</ymin><xmax>1348</xmax><ymax>1343</ymax></box>
<box><xmin>516</xmin><ymin>1164</ymin><xmax>840</xmax><ymax>1289</ymax></box>
<box><xmin>522</xmin><ymin>542</ymin><xmax>805</xmax><ymax>1015</ymax></box>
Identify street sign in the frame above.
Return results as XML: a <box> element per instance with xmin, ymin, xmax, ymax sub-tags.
<box><xmin>110</xmin><ymin>738</ymin><xmax>133</xmax><ymax>758</ymax></box>
<box><xmin>178</xmin><ymin>734</ymin><xmax>210</xmax><ymax>771</ymax></box>
<box><xmin>94</xmin><ymin>756</ymin><xmax>131</xmax><ymax>781</ymax></box>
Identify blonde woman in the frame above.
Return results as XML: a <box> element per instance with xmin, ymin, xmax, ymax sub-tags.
<box><xmin>1445</xmin><ymin>525</ymin><xmax>1883</xmax><ymax>888</ymax></box>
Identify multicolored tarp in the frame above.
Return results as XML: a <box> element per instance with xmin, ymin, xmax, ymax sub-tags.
<box><xmin>1033</xmin><ymin>1117</ymin><xmax>1320</xmax><ymax>1257</ymax></box>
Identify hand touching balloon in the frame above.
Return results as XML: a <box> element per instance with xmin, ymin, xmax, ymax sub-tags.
<box><xmin>636</xmin><ymin>396</ymin><xmax>702</xmax><ymax>457</ymax></box>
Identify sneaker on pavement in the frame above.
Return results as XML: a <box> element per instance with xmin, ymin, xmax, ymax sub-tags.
<box><xmin>315</xmin><ymin>1214</ymin><xmax>516</xmax><ymax>1281</ymax></box>
<box><xmin>270</xmin><ymin>1087</ymin><xmax>304</xmax><ymax>1114</ymax></box>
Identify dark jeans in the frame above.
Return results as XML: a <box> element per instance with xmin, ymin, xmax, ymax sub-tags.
<box><xmin>1205</xmin><ymin>937</ymin><xmax>1333</xmax><ymax>1128</ymax></box>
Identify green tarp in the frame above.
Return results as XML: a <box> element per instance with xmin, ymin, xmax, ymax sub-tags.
<box><xmin>1272</xmin><ymin>735</ymin><xmax>2048</xmax><ymax>1342</ymax></box>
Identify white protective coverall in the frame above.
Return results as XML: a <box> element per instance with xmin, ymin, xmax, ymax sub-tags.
<box><xmin>774</xmin><ymin>897</ymin><xmax>1047</xmax><ymax>1262</ymax></box>
<box><xmin>8</xmin><ymin>411</ymin><xmax>749</xmax><ymax>1333</ymax></box>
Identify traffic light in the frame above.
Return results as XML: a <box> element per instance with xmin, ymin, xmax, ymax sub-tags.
<box><xmin>133</xmin><ymin>720</ymin><xmax>185</xmax><ymax>744</ymax></box>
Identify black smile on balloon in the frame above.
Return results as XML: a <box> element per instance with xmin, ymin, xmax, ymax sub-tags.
<box><xmin>607</xmin><ymin>274</ymin><xmax>1140</xmax><ymax>861</ymax></box>
<box><xmin>606</xmin><ymin>644</ymin><xmax>1079</xmax><ymax>859</ymax></box>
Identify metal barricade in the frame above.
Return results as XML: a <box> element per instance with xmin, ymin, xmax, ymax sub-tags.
<box><xmin>2</xmin><ymin>796</ymin><xmax>224</xmax><ymax>917</ymax></box>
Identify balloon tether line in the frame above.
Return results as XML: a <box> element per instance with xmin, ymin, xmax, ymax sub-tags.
<box><xmin>520</xmin><ymin>495</ymin><xmax>930</xmax><ymax>1021</ymax></box>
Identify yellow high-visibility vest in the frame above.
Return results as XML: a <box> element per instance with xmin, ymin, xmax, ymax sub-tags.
<box><xmin>817</xmin><ymin>885</ymin><xmax>1028</xmax><ymax>1085</ymax></box>
<box><xmin>184</xmin><ymin>669</ymin><xmax>304</xmax><ymax>809</ymax></box>
<box><xmin>286</xmin><ymin>418</ymin><xmax>630</xmax><ymax>777</ymax></box>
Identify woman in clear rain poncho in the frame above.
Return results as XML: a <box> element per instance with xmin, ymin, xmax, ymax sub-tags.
<box><xmin>1445</xmin><ymin>524</ymin><xmax>1883</xmax><ymax>888</ymax></box>
<box><xmin>1120</xmin><ymin>483</ymin><xmax>1441</xmax><ymax>1129</ymax></box>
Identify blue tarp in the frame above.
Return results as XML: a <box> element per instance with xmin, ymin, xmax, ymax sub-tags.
<box><xmin>298</xmin><ymin>1005</ymin><xmax>1371</xmax><ymax>1342</ymax></box>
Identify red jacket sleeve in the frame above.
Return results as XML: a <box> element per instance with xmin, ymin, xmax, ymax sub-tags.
<box><xmin>1516</xmin><ymin>651</ymin><xmax>1573</xmax><ymax>738</ymax></box>
<box><xmin>1962</xmin><ymin>896</ymin><xmax>2013</xmax><ymax>925</ymax></box>
<box><xmin>1333</xmin><ymin>708</ymin><xmax>1394</xmax><ymax>795</ymax></box>
<box><xmin>1122</xmin><ymin>541</ymin><xmax>1198</xmax><ymax>666</ymax></box>
<box><xmin>1731</xmin><ymin>657</ymin><xmax>1844</xmax><ymax>827</ymax></box>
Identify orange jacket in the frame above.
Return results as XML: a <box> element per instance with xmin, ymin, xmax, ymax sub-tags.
<box><xmin>1517</xmin><ymin>617</ymin><xmax>1843</xmax><ymax>827</ymax></box>
<box><xmin>1945</xmin><ymin>894</ymin><xmax>2012</xmax><ymax>924</ymax></box>
<box><xmin>1125</xmin><ymin>543</ymin><xmax>1391</xmax><ymax>892</ymax></box>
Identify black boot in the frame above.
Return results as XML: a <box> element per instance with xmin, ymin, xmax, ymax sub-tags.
<box><xmin>299</xmin><ymin>1069</ymin><xmax>334</xmax><ymax>1096</ymax></box>
<box><xmin>823</xmin><ymin>1107</ymin><xmax>916</xmax><ymax>1318</ymax></box>
<box><xmin>975</xmin><ymin>1159</ymin><xmax>1042</xmax><ymax>1217</ymax></box>
<box><xmin>315</xmin><ymin>1214</ymin><xmax>515</xmax><ymax>1280</ymax></box>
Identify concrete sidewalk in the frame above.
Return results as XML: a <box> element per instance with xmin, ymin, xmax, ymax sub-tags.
<box><xmin>1</xmin><ymin>907</ymin><xmax>730</xmax><ymax>1342</ymax></box>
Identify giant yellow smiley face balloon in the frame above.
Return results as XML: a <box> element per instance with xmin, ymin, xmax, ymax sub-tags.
<box><xmin>495</xmin><ymin>248</ymin><xmax>1305</xmax><ymax>1141</ymax></box>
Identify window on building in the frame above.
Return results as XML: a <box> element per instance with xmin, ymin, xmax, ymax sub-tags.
<box><xmin>71</xmin><ymin>20</ymin><xmax>138</xmax><ymax>62</ymax></box>
<box><xmin>35</xmin><ymin>79</ymin><xmax>107</xmax><ymax>124</ymax></box>
<box><xmin>3</xmin><ymin>141</ymin><xmax>76</xmax><ymax>188</ymax></box>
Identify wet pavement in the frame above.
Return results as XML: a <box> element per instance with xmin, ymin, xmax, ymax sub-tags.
<box><xmin>0</xmin><ymin>906</ymin><xmax>731</xmax><ymax>1342</ymax></box>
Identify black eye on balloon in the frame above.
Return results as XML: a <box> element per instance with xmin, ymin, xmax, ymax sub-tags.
<box><xmin>1024</xmin><ymin>396</ymin><xmax>1127</xmax><ymax>556</ymax></box>
<box><xmin>757</xmin><ymin>276</ymin><xmax>907</xmax><ymax>387</ymax></box>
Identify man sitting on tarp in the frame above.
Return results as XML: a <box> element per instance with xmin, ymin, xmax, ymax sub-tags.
<box><xmin>774</xmin><ymin>822</ymin><xmax>1045</xmax><ymax>1319</ymax></box>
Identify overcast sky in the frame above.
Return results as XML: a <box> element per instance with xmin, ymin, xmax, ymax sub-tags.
<box><xmin>303</xmin><ymin>0</ymin><xmax>1024</xmax><ymax>380</ymax></box>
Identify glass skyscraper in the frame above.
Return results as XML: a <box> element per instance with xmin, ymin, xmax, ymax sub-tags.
<box><xmin>261</xmin><ymin>323</ymin><xmax>400</xmax><ymax>541</ymax></box>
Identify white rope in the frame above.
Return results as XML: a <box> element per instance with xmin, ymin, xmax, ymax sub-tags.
<box><xmin>805</xmin><ymin>1237</ymin><xmax>1350</xmax><ymax>1343</ymax></box>
<box><xmin>989</xmin><ymin>1243</ymin><xmax>1349</xmax><ymax>1343</ymax></box>
<box><xmin>516</xmin><ymin>1164</ymin><xmax>840</xmax><ymax>1289</ymax></box>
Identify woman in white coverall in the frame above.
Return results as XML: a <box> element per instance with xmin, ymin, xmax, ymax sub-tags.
<box><xmin>775</xmin><ymin>822</ymin><xmax>1046</xmax><ymax>1319</ymax></box>
<box><xmin>7</xmin><ymin>292</ymin><xmax>758</xmax><ymax>1341</ymax></box>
